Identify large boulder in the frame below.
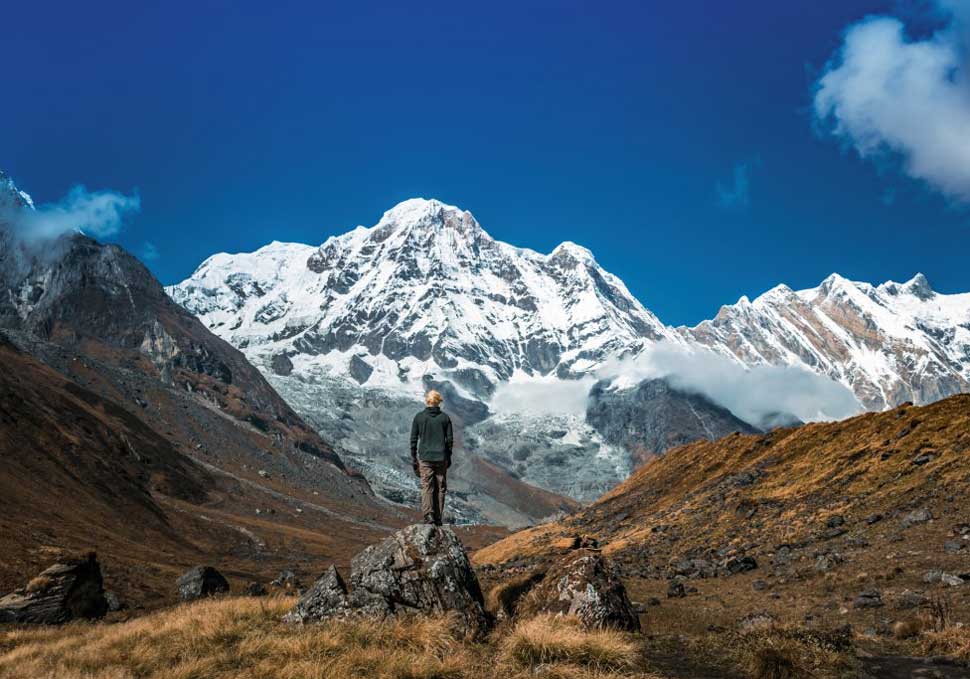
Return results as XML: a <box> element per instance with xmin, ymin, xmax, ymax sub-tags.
<box><xmin>518</xmin><ymin>552</ymin><xmax>640</xmax><ymax>631</ymax></box>
<box><xmin>284</xmin><ymin>524</ymin><xmax>489</xmax><ymax>639</ymax></box>
<box><xmin>0</xmin><ymin>552</ymin><xmax>108</xmax><ymax>624</ymax></box>
<box><xmin>176</xmin><ymin>566</ymin><xmax>230</xmax><ymax>601</ymax></box>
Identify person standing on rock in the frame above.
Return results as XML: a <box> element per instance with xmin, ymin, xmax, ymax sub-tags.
<box><xmin>410</xmin><ymin>390</ymin><xmax>454</xmax><ymax>526</ymax></box>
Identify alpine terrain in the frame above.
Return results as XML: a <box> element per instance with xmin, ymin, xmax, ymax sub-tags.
<box><xmin>169</xmin><ymin>198</ymin><xmax>970</xmax><ymax>521</ymax></box>
<box><xmin>0</xmin><ymin>170</ymin><xmax>417</xmax><ymax>607</ymax></box>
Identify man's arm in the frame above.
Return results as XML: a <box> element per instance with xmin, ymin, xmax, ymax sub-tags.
<box><xmin>444</xmin><ymin>416</ymin><xmax>454</xmax><ymax>467</ymax></box>
<box><xmin>410</xmin><ymin>414</ymin><xmax>420</xmax><ymax>460</ymax></box>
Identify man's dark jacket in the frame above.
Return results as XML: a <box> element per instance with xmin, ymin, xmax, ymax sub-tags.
<box><xmin>410</xmin><ymin>406</ymin><xmax>454</xmax><ymax>463</ymax></box>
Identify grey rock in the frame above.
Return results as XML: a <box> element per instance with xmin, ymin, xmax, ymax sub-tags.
<box><xmin>901</xmin><ymin>508</ymin><xmax>933</xmax><ymax>528</ymax></box>
<box><xmin>176</xmin><ymin>566</ymin><xmax>229</xmax><ymax>601</ymax></box>
<box><xmin>246</xmin><ymin>581</ymin><xmax>267</xmax><ymax>597</ymax></box>
<box><xmin>0</xmin><ymin>552</ymin><xmax>108</xmax><ymax>624</ymax></box>
<box><xmin>517</xmin><ymin>552</ymin><xmax>640</xmax><ymax>631</ymax></box>
<box><xmin>348</xmin><ymin>355</ymin><xmax>373</xmax><ymax>384</ymax></box>
<box><xmin>894</xmin><ymin>590</ymin><xmax>928</xmax><ymax>610</ymax></box>
<box><xmin>944</xmin><ymin>540</ymin><xmax>965</xmax><ymax>554</ymax></box>
<box><xmin>826</xmin><ymin>515</ymin><xmax>846</xmax><ymax>529</ymax></box>
<box><xmin>104</xmin><ymin>590</ymin><xmax>123</xmax><ymax>612</ymax></box>
<box><xmin>283</xmin><ymin>566</ymin><xmax>350</xmax><ymax>623</ymax></box>
<box><xmin>284</xmin><ymin>525</ymin><xmax>488</xmax><ymax>639</ymax></box>
<box><xmin>853</xmin><ymin>590</ymin><xmax>884</xmax><ymax>609</ymax></box>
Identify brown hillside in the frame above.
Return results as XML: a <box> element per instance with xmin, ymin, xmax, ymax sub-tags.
<box><xmin>476</xmin><ymin>395</ymin><xmax>970</xmax><ymax>641</ymax></box>
<box><xmin>0</xmin><ymin>336</ymin><xmax>406</xmax><ymax>610</ymax></box>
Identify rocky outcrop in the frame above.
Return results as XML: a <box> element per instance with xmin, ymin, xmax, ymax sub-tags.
<box><xmin>284</xmin><ymin>524</ymin><xmax>489</xmax><ymax>639</ymax></box>
<box><xmin>587</xmin><ymin>377</ymin><xmax>759</xmax><ymax>459</ymax></box>
<box><xmin>517</xmin><ymin>552</ymin><xmax>640</xmax><ymax>631</ymax></box>
<box><xmin>176</xmin><ymin>566</ymin><xmax>230</xmax><ymax>601</ymax></box>
<box><xmin>0</xmin><ymin>552</ymin><xmax>108</xmax><ymax>624</ymax></box>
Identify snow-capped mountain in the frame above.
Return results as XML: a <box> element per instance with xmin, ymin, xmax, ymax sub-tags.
<box><xmin>682</xmin><ymin>273</ymin><xmax>970</xmax><ymax>410</ymax></box>
<box><xmin>168</xmin><ymin>197</ymin><xmax>970</xmax><ymax>516</ymax></box>
<box><xmin>169</xmin><ymin>198</ymin><xmax>676</xmax><ymax>398</ymax></box>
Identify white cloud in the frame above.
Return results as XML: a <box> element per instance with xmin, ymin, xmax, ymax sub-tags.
<box><xmin>490</xmin><ymin>371</ymin><xmax>595</xmax><ymax>417</ymax></box>
<box><xmin>814</xmin><ymin>3</ymin><xmax>970</xmax><ymax>202</ymax></box>
<box><xmin>597</xmin><ymin>341</ymin><xmax>863</xmax><ymax>426</ymax></box>
<box><xmin>3</xmin><ymin>185</ymin><xmax>141</xmax><ymax>243</ymax></box>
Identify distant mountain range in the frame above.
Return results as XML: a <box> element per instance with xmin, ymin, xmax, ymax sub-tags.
<box><xmin>168</xmin><ymin>198</ymin><xmax>970</xmax><ymax>517</ymax></box>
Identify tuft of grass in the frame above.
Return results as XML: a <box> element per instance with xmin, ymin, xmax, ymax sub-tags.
<box><xmin>498</xmin><ymin>614</ymin><xmax>639</xmax><ymax>672</ymax></box>
<box><xmin>919</xmin><ymin>626</ymin><xmax>970</xmax><ymax>660</ymax></box>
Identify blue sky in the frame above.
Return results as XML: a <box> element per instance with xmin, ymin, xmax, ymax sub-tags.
<box><xmin>2</xmin><ymin>1</ymin><xmax>967</xmax><ymax>326</ymax></box>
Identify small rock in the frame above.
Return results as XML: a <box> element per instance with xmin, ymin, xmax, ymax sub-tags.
<box><xmin>246</xmin><ymin>581</ymin><xmax>267</xmax><ymax>597</ymax></box>
<box><xmin>826</xmin><ymin>515</ymin><xmax>846</xmax><ymax>529</ymax></box>
<box><xmin>104</xmin><ymin>591</ymin><xmax>124</xmax><ymax>612</ymax></box>
<box><xmin>895</xmin><ymin>590</ymin><xmax>928</xmax><ymax>610</ymax></box>
<box><xmin>815</xmin><ymin>552</ymin><xmax>844</xmax><ymax>573</ymax></box>
<box><xmin>853</xmin><ymin>590</ymin><xmax>884</xmax><ymax>609</ymax></box>
<box><xmin>738</xmin><ymin>611</ymin><xmax>776</xmax><ymax>630</ymax></box>
<box><xmin>645</xmin><ymin>596</ymin><xmax>661</xmax><ymax>607</ymax></box>
<box><xmin>667</xmin><ymin>581</ymin><xmax>687</xmax><ymax>598</ymax></box>
<box><xmin>901</xmin><ymin>508</ymin><xmax>933</xmax><ymax>528</ymax></box>
<box><xmin>944</xmin><ymin>540</ymin><xmax>965</xmax><ymax>554</ymax></box>
<box><xmin>271</xmin><ymin>570</ymin><xmax>303</xmax><ymax>591</ymax></box>
<box><xmin>865</xmin><ymin>514</ymin><xmax>884</xmax><ymax>525</ymax></box>
<box><xmin>723</xmin><ymin>556</ymin><xmax>758</xmax><ymax>574</ymax></box>
<box><xmin>752</xmin><ymin>579</ymin><xmax>768</xmax><ymax>591</ymax></box>
<box><xmin>912</xmin><ymin>454</ymin><xmax>935</xmax><ymax>466</ymax></box>
<box><xmin>176</xmin><ymin>566</ymin><xmax>229</xmax><ymax>601</ymax></box>
<box><xmin>941</xmin><ymin>573</ymin><xmax>964</xmax><ymax>587</ymax></box>
<box><xmin>258</xmin><ymin>470</ymin><xmax>271</xmax><ymax>479</ymax></box>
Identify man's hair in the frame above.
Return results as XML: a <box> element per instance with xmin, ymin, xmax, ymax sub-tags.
<box><xmin>425</xmin><ymin>390</ymin><xmax>443</xmax><ymax>406</ymax></box>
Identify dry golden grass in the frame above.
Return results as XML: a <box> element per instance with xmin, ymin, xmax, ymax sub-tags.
<box><xmin>918</xmin><ymin>626</ymin><xmax>970</xmax><ymax>660</ymax></box>
<box><xmin>498</xmin><ymin>614</ymin><xmax>638</xmax><ymax>671</ymax></box>
<box><xmin>0</xmin><ymin>597</ymin><xmax>676</xmax><ymax>679</ymax></box>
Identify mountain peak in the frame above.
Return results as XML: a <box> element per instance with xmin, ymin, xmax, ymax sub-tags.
<box><xmin>904</xmin><ymin>272</ymin><xmax>934</xmax><ymax>299</ymax></box>
<box><xmin>550</xmin><ymin>241</ymin><xmax>595</xmax><ymax>263</ymax></box>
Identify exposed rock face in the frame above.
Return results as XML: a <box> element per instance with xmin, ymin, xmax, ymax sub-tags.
<box><xmin>284</xmin><ymin>525</ymin><xmax>489</xmax><ymax>639</ymax></box>
<box><xmin>176</xmin><ymin>566</ymin><xmax>230</xmax><ymax>601</ymax></box>
<box><xmin>518</xmin><ymin>552</ymin><xmax>640</xmax><ymax>631</ymax></box>
<box><xmin>282</xmin><ymin>565</ymin><xmax>350</xmax><ymax>623</ymax></box>
<box><xmin>0</xmin><ymin>552</ymin><xmax>108</xmax><ymax>624</ymax></box>
<box><xmin>586</xmin><ymin>378</ymin><xmax>758</xmax><ymax>458</ymax></box>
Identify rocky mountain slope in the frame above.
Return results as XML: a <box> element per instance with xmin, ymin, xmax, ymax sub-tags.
<box><xmin>0</xmin><ymin>171</ymin><xmax>421</xmax><ymax>607</ymax></box>
<box><xmin>683</xmin><ymin>273</ymin><xmax>970</xmax><ymax>410</ymax></box>
<box><xmin>476</xmin><ymin>394</ymin><xmax>970</xmax><ymax>641</ymax></box>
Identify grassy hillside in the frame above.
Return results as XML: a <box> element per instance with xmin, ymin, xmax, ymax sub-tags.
<box><xmin>476</xmin><ymin>395</ymin><xmax>970</xmax><ymax>656</ymax></box>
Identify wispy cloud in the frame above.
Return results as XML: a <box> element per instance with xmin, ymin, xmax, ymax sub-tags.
<box><xmin>2</xmin><ymin>185</ymin><xmax>141</xmax><ymax>243</ymax></box>
<box><xmin>814</xmin><ymin>1</ymin><xmax>970</xmax><ymax>202</ymax></box>
<box><xmin>141</xmin><ymin>241</ymin><xmax>160</xmax><ymax>262</ymax></box>
<box><xmin>716</xmin><ymin>160</ymin><xmax>758</xmax><ymax>210</ymax></box>
<box><xmin>597</xmin><ymin>341</ymin><xmax>863</xmax><ymax>426</ymax></box>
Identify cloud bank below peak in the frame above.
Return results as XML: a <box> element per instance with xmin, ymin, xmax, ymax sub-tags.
<box><xmin>813</xmin><ymin>1</ymin><xmax>970</xmax><ymax>202</ymax></box>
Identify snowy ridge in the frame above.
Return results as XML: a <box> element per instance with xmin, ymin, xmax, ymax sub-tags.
<box><xmin>683</xmin><ymin>273</ymin><xmax>970</xmax><ymax>409</ymax></box>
